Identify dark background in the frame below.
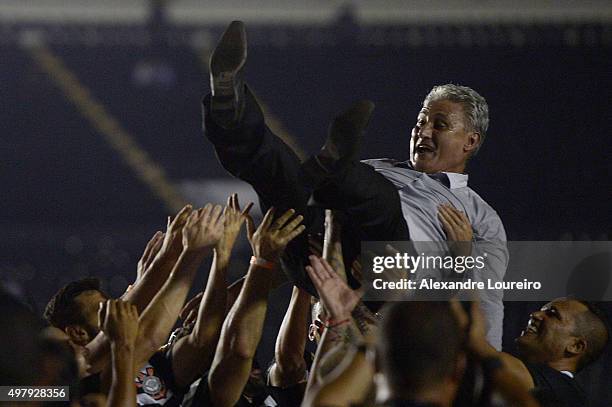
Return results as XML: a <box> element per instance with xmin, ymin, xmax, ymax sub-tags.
<box><xmin>1</xmin><ymin>8</ymin><xmax>611</xmax><ymax>405</ymax></box>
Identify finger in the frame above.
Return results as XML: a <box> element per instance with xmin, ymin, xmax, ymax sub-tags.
<box><xmin>245</xmin><ymin>213</ymin><xmax>255</xmax><ymax>241</ymax></box>
<box><xmin>170</xmin><ymin>204</ymin><xmax>193</xmax><ymax>230</ymax></box>
<box><xmin>184</xmin><ymin>309</ymin><xmax>197</xmax><ymax>327</ymax></box>
<box><xmin>446</xmin><ymin>207</ymin><xmax>468</xmax><ymax>228</ymax></box>
<box><xmin>120</xmin><ymin>301</ymin><xmax>130</xmax><ymax>318</ymax></box>
<box><xmin>310</xmin><ymin>255</ymin><xmax>332</xmax><ymax>280</ymax></box>
<box><xmin>211</xmin><ymin>204</ymin><xmax>224</xmax><ymax>226</ymax></box>
<box><xmin>232</xmin><ymin>193</ymin><xmax>239</xmax><ymax>211</ymax></box>
<box><xmin>98</xmin><ymin>301</ymin><xmax>106</xmax><ymax>331</ymax></box>
<box><xmin>145</xmin><ymin>233</ymin><xmax>164</xmax><ymax>263</ymax></box>
<box><xmin>186</xmin><ymin>211</ymin><xmax>199</xmax><ymax>228</ymax></box>
<box><xmin>439</xmin><ymin>214</ymin><xmax>457</xmax><ymax>241</ymax></box>
<box><xmin>200</xmin><ymin>203</ymin><xmax>213</xmax><ymax>225</ymax></box>
<box><xmin>320</xmin><ymin>258</ymin><xmax>338</xmax><ymax>278</ymax></box>
<box><xmin>128</xmin><ymin>303</ymin><xmax>138</xmax><ymax>319</ymax></box>
<box><xmin>283</xmin><ymin>224</ymin><xmax>306</xmax><ymax>244</ymax></box>
<box><xmin>142</xmin><ymin>231</ymin><xmax>162</xmax><ymax>260</ymax></box>
<box><xmin>260</xmin><ymin>207</ymin><xmax>276</xmax><ymax>231</ymax></box>
<box><xmin>107</xmin><ymin>299</ymin><xmax>116</xmax><ymax>325</ymax></box>
<box><xmin>139</xmin><ymin>236</ymin><xmax>157</xmax><ymax>268</ymax></box>
<box><xmin>241</xmin><ymin>202</ymin><xmax>254</xmax><ymax>216</ymax></box>
<box><xmin>271</xmin><ymin>208</ymin><xmax>295</xmax><ymax>230</ymax></box>
<box><xmin>306</xmin><ymin>265</ymin><xmax>324</xmax><ymax>288</ymax></box>
<box><xmin>441</xmin><ymin>205</ymin><xmax>466</xmax><ymax>229</ymax></box>
<box><xmin>180</xmin><ymin>292</ymin><xmax>203</xmax><ymax>320</ymax></box>
<box><xmin>438</xmin><ymin>208</ymin><xmax>456</xmax><ymax>233</ymax></box>
<box><xmin>281</xmin><ymin>214</ymin><xmax>304</xmax><ymax>233</ymax></box>
<box><xmin>150</xmin><ymin>232</ymin><xmax>164</xmax><ymax>251</ymax></box>
<box><xmin>116</xmin><ymin>300</ymin><xmax>128</xmax><ymax>318</ymax></box>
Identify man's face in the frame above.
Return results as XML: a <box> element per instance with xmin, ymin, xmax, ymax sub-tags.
<box><xmin>515</xmin><ymin>298</ymin><xmax>588</xmax><ymax>364</ymax></box>
<box><xmin>410</xmin><ymin>99</ymin><xmax>477</xmax><ymax>174</ymax></box>
<box><xmin>73</xmin><ymin>289</ymin><xmax>108</xmax><ymax>340</ymax></box>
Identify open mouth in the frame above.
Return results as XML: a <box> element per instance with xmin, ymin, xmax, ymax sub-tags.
<box><xmin>523</xmin><ymin>321</ymin><xmax>539</xmax><ymax>336</ymax></box>
<box><xmin>415</xmin><ymin>144</ymin><xmax>435</xmax><ymax>154</ymax></box>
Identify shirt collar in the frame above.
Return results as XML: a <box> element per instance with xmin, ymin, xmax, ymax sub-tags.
<box><xmin>398</xmin><ymin>161</ymin><xmax>469</xmax><ymax>189</ymax></box>
<box><xmin>444</xmin><ymin>172</ymin><xmax>468</xmax><ymax>189</ymax></box>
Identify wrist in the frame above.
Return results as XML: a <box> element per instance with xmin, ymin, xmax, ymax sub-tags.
<box><xmin>110</xmin><ymin>341</ymin><xmax>136</xmax><ymax>354</ymax></box>
<box><xmin>325</xmin><ymin>316</ymin><xmax>352</xmax><ymax>328</ymax></box>
<box><xmin>250</xmin><ymin>255</ymin><xmax>277</xmax><ymax>270</ymax></box>
<box><xmin>254</xmin><ymin>248</ymin><xmax>281</xmax><ymax>263</ymax></box>
<box><xmin>182</xmin><ymin>246</ymin><xmax>211</xmax><ymax>258</ymax></box>
<box><xmin>214</xmin><ymin>249</ymin><xmax>231</xmax><ymax>267</ymax></box>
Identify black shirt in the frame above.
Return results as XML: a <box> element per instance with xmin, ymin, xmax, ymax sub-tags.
<box><xmin>525</xmin><ymin>363</ymin><xmax>586</xmax><ymax>407</ymax></box>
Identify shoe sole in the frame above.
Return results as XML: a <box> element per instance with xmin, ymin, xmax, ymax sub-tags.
<box><xmin>210</xmin><ymin>21</ymin><xmax>247</xmax><ymax>98</ymax></box>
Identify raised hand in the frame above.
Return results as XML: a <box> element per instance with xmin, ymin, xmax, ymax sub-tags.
<box><xmin>246</xmin><ymin>208</ymin><xmax>305</xmax><ymax>262</ymax></box>
<box><xmin>160</xmin><ymin>204</ymin><xmax>194</xmax><ymax>257</ymax></box>
<box><xmin>217</xmin><ymin>193</ymin><xmax>253</xmax><ymax>264</ymax></box>
<box><xmin>179</xmin><ymin>292</ymin><xmax>203</xmax><ymax>327</ymax></box>
<box><xmin>438</xmin><ymin>204</ymin><xmax>473</xmax><ymax>257</ymax></box>
<box><xmin>100</xmin><ymin>299</ymin><xmax>139</xmax><ymax>347</ymax></box>
<box><xmin>306</xmin><ymin>256</ymin><xmax>362</xmax><ymax>322</ymax></box>
<box><xmin>450</xmin><ymin>299</ymin><xmax>489</xmax><ymax>355</ymax></box>
<box><xmin>136</xmin><ymin>231</ymin><xmax>164</xmax><ymax>282</ymax></box>
<box><xmin>182</xmin><ymin>204</ymin><xmax>225</xmax><ymax>253</ymax></box>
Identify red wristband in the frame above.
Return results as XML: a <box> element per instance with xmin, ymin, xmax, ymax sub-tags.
<box><xmin>250</xmin><ymin>256</ymin><xmax>276</xmax><ymax>270</ymax></box>
<box><xmin>325</xmin><ymin>318</ymin><xmax>351</xmax><ymax>329</ymax></box>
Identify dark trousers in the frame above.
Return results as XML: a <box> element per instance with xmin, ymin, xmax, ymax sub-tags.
<box><xmin>202</xmin><ymin>87</ymin><xmax>408</xmax><ymax>292</ymax></box>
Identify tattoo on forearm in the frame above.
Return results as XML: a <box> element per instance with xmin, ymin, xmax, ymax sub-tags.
<box><xmin>352</xmin><ymin>303</ymin><xmax>381</xmax><ymax>336</ymax></box>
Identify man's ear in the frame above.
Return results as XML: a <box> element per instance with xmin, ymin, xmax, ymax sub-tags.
<box><xmin>463</xmin><ymin>132</ymin><xmax>481</xmax><ymax>154</ymax></box>
<box><xmin>65</xmin><ymin>325</ymin><xmax>90</xmax><ymax>346</ymax></box>
<box><xmin>566</xmin><ymin>336</ymin><xmax>587</xmax><ymax>357</ymax></box>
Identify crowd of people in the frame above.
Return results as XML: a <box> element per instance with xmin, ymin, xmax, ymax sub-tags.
<box><xmin>2</xmin><ymin>20</ymin><xmax>610</xmax><ymax>407</ymax></box>
<box><xmin>2</xmin><ymin>196</ymin><xmax>609</xmax><ymax>406</ymax></box>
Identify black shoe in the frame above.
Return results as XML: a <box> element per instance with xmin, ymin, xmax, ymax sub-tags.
<box><xmin>321</xmin><ymin>99</ymin><xmax>375</xmax><ymax>165</ymax></box>
<box><xmin>301</xmin><ymin>100</ymin><xmax>375</xmax><ymax>187</ymax></box>
<box><xmin>209</xmin><ymin>21</ymin><xmax>247</xmax><ymax>127</ymax></box>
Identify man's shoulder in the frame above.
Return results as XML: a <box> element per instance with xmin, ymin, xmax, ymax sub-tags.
<box><xmin>524</xmin><ymin>363</ymin><xmax>586</xmax><ymax>407</ymax></box>
<box><xmin>464</xmin><ymin>187</ymin><xmax>498</xmax><ymax>212</ymax></box>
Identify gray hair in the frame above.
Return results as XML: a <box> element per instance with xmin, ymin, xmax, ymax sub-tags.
<box><xmin>424</xmin><ymin>84</ymin><xmax>489</xmax><ymax>155</ymax></box>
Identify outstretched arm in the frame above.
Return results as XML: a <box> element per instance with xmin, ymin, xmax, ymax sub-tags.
<box><xmin>124</xmin><ymin>205</ymin><xmax>194</xmax><ymax>312</ymax></box>
<box><xmin>133</xmin><ymin>204</ymin><xmax>224</xmax><ymax>368</ymax></box>
<box><xmin>100</xmin><ymin>299</ymin><xmax>139</xmax><ymax>407</ymax></box>
<box><xmin>84</xmin><ymin>205</ymin><xmax>193</xmax><ymax>376</ymax></box>
<box><xmin>303</xmin><ymin>256</ymin><xmax>373</xmax><ymax>407</ymax></box>
<box><xmin>208</xmin><ymin>208</ymin><xmax>305</xmax><ymax>407</ymax></box>
<box><xmin>450</xmin><ymin>301</ymin><xmax>537</xmax><ymax>393</ymax></box>
<box><xmin>268</xmin><ymin>285</ymin><xmax>311</xmax><ymax>387</ymax></box>
<box><xmin>171</xmin><ymin>194</ymin><xmax>253</xmax><ymax>388</ymax></box>
<box><xmin>306</xmin><ymin>211</ymin><xmax>376</xmax><ymax>389</ymax></box>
